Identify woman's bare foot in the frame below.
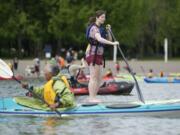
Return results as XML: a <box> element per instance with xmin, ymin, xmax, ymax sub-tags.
<box><xmin>85</xmin><ymin>97</ymin><xmax>101</xmax><ymax>103</ymax></box>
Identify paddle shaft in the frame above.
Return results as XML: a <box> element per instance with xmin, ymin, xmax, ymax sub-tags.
<box><xmin>13</xmin><ymin>75</ymin><xmax>21</xmax><ymax>84</ymax></box>
<box><xmin>108</xmin><ymin>28</ymin><xmax>145</xmax><ymax>104</ymax></box>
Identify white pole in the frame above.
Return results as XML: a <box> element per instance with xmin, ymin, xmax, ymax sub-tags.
<box><xmin>164</xmin><ymin>38</ymin><xmax>168</xmax><ymax>63</ymax></box>
<box><xmin>113</xmin><ymin>45</ymin><xmax>117</xmax><ymax>62</ymax></box>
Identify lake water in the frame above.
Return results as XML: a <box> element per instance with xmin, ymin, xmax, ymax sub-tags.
<box><xmin>0</xmin><ymin>79</ymin><xmax>180</xmax><ymax>135</ymax></box>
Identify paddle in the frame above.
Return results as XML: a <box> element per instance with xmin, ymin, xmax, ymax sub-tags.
<box><xmin>107</xmin><ymin>29</ymin><xmax>145</xmax><ymax>104</ymax></box>
<box><xmin>0</xmin><ymin>59</ymin><xmax>62</xmax><ymax>116</ymax></box>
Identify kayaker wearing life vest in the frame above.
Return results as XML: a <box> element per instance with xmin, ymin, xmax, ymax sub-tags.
<box><xmin>85</xmin><ymin>10</ymin><xmax>119</xmax><ymax>103</ymax></box>
<box><xmin>22</xmin><ymin>64</ymin><xmax>75</xmax><ymax>109</ymax></box>
<box><xmin>67</xmin><ymin>58</ymin><xmax>88</xmax><ymax>87</ymax></box>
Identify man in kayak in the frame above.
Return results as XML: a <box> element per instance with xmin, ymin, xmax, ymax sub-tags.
<box><xmin>56</xmin><ymin>57</ymin><xmax>88</xmax><ymax>87</ymax></box>
<box><xmin>22</xmin><ymin>63</ymin><xmax>75</xmax><ymax>109</ymax></box>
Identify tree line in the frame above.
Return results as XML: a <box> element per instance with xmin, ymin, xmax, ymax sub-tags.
<box><xmin>0</xmin><ymin>0</ymin><xmax>180</xmax><ymax>59</ymax></box>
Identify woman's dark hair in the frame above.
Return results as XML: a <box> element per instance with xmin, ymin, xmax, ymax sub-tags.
<box><xmin>88</xmin><ymin>10</ymin><xmax>106</xmax><ymax>25</ymax></box>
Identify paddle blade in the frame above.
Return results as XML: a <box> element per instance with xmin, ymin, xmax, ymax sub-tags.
<box><xmin>0</xmin><ymin>59</ymin><xmax>13</xmax><ymax>79</ymax></box>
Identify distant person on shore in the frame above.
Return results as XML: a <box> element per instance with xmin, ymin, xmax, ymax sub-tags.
<box><xmin>34</xmin><ymin>57</ymin><xmax>40</xmax><ymax>77</ymax></box>
<box><xmin>66</xmin><ymin>49</ymin><xmax>73</xmax><ymax>64</ymax></box>
<box><xmin>72</xmin><ymin>50</ymin><xmax>78</xmax><ymax>60</ymax></box>
<box><xmin>115</xmin><ymin>61</ymin><xmax>120</xmax><ymax>74</ymax></box>
<box><xmin>13</xmin><ymin>57</ymin><xmax>18</xmax><ymax>71</ymax></box>
<box><xmin>160</xmin><ymin>71</ymin><xmax>164</xmax><ymax>77</ymax></box>
<box><xmin>55</xmin><ymin>55</ymin><xmax>65</xmax><ymax>69</ymax></box>
<box><xmin>148</xmin><ymin>69</ymin><xmax>154</xmax><ymax>78</ymax></box>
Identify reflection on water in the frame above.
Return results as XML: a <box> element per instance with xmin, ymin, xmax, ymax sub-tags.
<box><xmin>42</xmin><ymin>117</ymin><xmax>59</xmax><ymax>135</ymax></box>
<box><xmin>42</xmin><ymin>117</ymin><xmax>71</xmax><ymax>135</ymax></box>
<box><xmin>0</xmin><ymin>79</ymin><xmax>180</xmax><ymax>135</ymax></box>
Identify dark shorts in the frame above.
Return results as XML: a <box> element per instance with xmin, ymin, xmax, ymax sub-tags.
<box><xmin>85</xmin><ymin>55</ymin><xmax>103</xmax><ymax>66</ymax></box>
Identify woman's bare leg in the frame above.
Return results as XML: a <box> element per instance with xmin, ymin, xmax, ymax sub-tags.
<box><xmin>88</xmin><ymin>64</ymin><xmax>101</xmax><ymax>102</ymax></box>
<box><xmin>97</xmin><ymin>65</ymin><xmax>103</xmax><ymax>92</ymax></box>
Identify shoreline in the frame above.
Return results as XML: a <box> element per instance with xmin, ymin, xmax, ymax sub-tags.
<box><xmin>3</xmin><ymin>59</ymin><xmax>180</xmax><ymax>78</ymax></box>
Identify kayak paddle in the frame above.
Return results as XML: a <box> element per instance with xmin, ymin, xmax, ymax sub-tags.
<box><xmin>108</xmin><ymin>29</ymin><xmax>145</xmax><ymax>104</ymax></box>
<box><xmin>0</xmin><ymin>59</ymin><xmax>62</xmax><ymax>116</ymax></box>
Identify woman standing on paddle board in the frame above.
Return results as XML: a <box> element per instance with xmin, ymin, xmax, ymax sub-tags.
<box><xmin>85</xmin><ymin>10</ymin><xmax>119</xmax><ymax>103</ymax></box>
